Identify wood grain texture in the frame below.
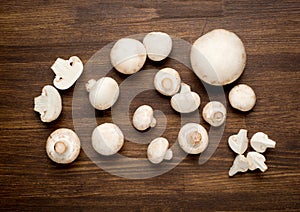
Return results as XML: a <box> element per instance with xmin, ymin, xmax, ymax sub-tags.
<box><xmin>0</xmin><ymin>0</ymin><xmax>299</xmax><ymax>211</ymax></box>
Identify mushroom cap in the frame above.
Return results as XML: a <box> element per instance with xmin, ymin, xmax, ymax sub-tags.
<box><xmin>133</xmin><ymin>105</ymin><xmax>156</xmax><ymax>131</ymax></box>
<box><xmin>110</xmin><ymin>38</ymin><xmax>147</xmax><ymax>74</ymax></box>
<box><xmin>46</xmin><ymin>128</ymin><xmax>81</xmax><ymax>164</ymax></box>
<box><xmin>92</xmin><ymin>123</ymin><xmax>124</xmax><ymax>156</ymax></box>
<box><xmin>171</xmin><ymin>83</ymin><xmax>200</xmax><ymax>113</ymax></box>
<box><xmin>147</xmin><ymin>137</ymin><xmax>170</xmax><ymax>164</ymax></box>
<box><xmin>229</xmin><ymin>84</ymin><xmax>256</xmax><ymax>112</ymax></box>
<box><xmin>178</xmin><ymin>123</ymin><xmax>209</xmax><ymax>154</ymax></box>
<box><xmin>87</xmin><ymin>77</ymin><xmax>119</xmax><ymax>110</ymax></box>
<box><xmin>247</xmin><ymin>151</ymin><xmax>268</xmax><ymax>172</ymax></box>
<box><xmin>143</xmin><ymin>32</ymin><xmax>172</xmax><ymax>61</ymax></box>
<box><xmin>202</xmin><ymin>101</ymin><xmax>226</xmax><ymax>127</ymax></box>
<box><xmin>228</xmin><ymin>129</ymin><xmax>249</xmax><ymax>155</ymax></box>
<box><xmin>190</xmin><ymin>29</ymin><xmax>246</xmax><ymax>86</ymax></box>
<box><xmin>51</xmin><ymin>56</ymin><xmax>84</xmax><ymax>90</ymax></box>
<box><xmin>154</xmin><ymin>68</ymin><xmax>181</xmax><ymax>96</ymax></box>
<box><xmin>34</xmin><ymin>85</ymin><xmax>62</xmax><ymax>122</ymax></box>
<box><xmin>250</xmin><ymin>132</ymin><xmax>276</xmax><ymax>153</ymax></box>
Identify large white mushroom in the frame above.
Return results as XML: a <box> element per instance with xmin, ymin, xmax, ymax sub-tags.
<box><xmin>178</xmin><ymin>123</ymin><xmax>209</xmax><ymax>154</ymax></box>
<box><xmin>110</xmin><ymin>38</ymin><xmax>147</xmax><ymax>74</ymax></box>
<box><xmin>154</xmin><ymin>68</ymin><xmax>181</xmax><ymax>96</ymax></box>
<box><xmin>143</xmin><ymin>32</ymin><xmax>172</xmax><ymax>61</ymax></box>
<box><xmin>92</xmin><ymin>123</ymin><xmax>124</xmax><ymax>156</ymax></box>
<box><xmin>46</xmin><ymin>128</ymin><xmax>81</xmax><ymax>164</ymax></box>
<box><xmin>147</xmin><ymin>137</ymin><xmax>173</xmax><ymax>164</ymax></box>
<box><xmin>132</xmin><ymin>105</ymin><xmax>156</xmax><ymax>131</ymax></box>
<box><xmin>190</xmin><ymin>29</ymin><xmax>246</xmax><ymax>86</ymax></box>
<box><xmin>86</xmin><ymin>77</ymin><xmax>119</xmax><ymax>110</ymax></box>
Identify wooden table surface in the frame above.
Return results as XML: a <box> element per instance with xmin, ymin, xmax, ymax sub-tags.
<box><xmin>1</xmin><ymin>0</ymin><xmax>299</xmax><ymax>211</ymax></box>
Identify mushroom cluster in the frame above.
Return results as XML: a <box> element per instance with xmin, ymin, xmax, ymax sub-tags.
<box><xmin>228</xmin><ymin>129</ymin><xmax>276</xmax><ymax>176</ymax></box>
<box><xmin>33</xmin><ymin>30</ymin><xmax>276</xmax><ymax>177</ymax></box>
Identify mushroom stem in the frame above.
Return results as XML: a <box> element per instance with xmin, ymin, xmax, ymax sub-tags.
<box><xmin>162</xmin><ymin>78</ymin><xmax>172</xmax><ymax>91</ymax></box>
<box><xmin>86</xmin><ymin>79</ymin><xmax>96</xmax><ymax>92</ymax></box>
<box><xmin>190</xmin><ymin>131</ymin><xmax>202</xmax><ymax>146</ymax></box>
<box><xmin>213</xmin><ymin>111</ymin><xmax>224</xmax><ymax>121</ymax></box>
<box><xmin>164</xmin><ymin>149</ymin><xmax>173</xmax><ymax>160</ymax></box>
<box><xmin>54</xmin><ymin>141</ymin><xmax>67</xmax><ymax>154</ymax></box>
<box><xmin>150</xmin><ymin>118</ymin><xmax>157</xmax><ymax>128</ymax></box>
<box><xmin>34</xmin><ymin>95</ymin><xmax>47</xmax><ymax>114</ymax></box>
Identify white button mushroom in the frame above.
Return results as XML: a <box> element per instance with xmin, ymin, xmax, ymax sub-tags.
<box><xmin>132</xmin><ymin>105</ymin><xmax>156</xmax><ymax>131</ymax></box>
<box><xmin>143</xmin><ymin>32</ymin><xmax>172</xmax><ymax>61</ymax></box>
<box><xmin>92</xmin><ymin>123</ymin><xmax>124</xmax><ymax>156</ymax></box>
<box><xmin>202</xmin><ymin>101</ymin><xmax>226</xmax><ymax>127</ymax></box>
<box><xmin>86</xmin><ymin>77</ymin><xmax>119</xmax><ymax>110</ymax></box>
<box><xmin>228</xmin><ymin>129</ymin><xmax>249</xmax><ymax>155</ymax></box>
<box><xmin>46</xmin><ymin>128</ymin><xmax>81</xmax><ymax>164</ymax></box>
<box><xmin>229</xmin><ymin>155</ymin><xmax>249</xmax><ymax>177</ymax></box>
<box><xmin>171</xmin><ymin>83</ymin><xmax>201</xmax><ymax>113</ymax></box>
<box><xmin>247</xmin><ymin>151</ymin><xmax>268</xmax><ymax>172</ymax></box>
<box><xmin>110</xmin><ymin>38</ymin><xmax>147</xmax><ymax>74</ymax></box>
<box><xmin>178</xmin><ymin>123</ymin><xmax>208</xmax><ymax>154</ymax></box>
<box><xmin>250</xmin><ymin>132</ymin><xmax>276</xmax><ymax>153</ymax></box>
<box><xmin>229</xmin><ymin>84</ymin><xmax>256</xmax><ymax>112</ymax></box>
<box><xmin>34</xmin><ymin>85</ymin><xmax>62</xmax><ymax>122</ymax></box>
<box><xmin>147</xmin><ymin>137</ymin><xmax>173</xmax><ymax>164</ymax></box>
<box><xmin>51</xmin><ymin>56</ymin><xmax>83</xmax><ymax>90</ymax></box>
<box><xmin>154</xmin><ymin>68</ymin><xmax>181</xmax><ymax>96</ymax></box>
<box><xmin>190</xmin><ymin>29</ymin><xmax>246</xmax><ymax>86</ymax></box>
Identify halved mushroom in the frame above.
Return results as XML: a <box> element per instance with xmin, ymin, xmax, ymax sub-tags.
<box><xmin>171</xmin><ymin>83</ymin><xmax>200</xmax><ymax>113</ymax></box>
<box><xmin>147</xmin><ymin>137</ymin><xmax>173</xmax><ymax>164</ymax></box>
<box><xmin>46</xmin><ymin>128</ymin><xmax>81</xmax><ymax>164</ymax></box>
<box><xmin>34</xmin><ymin>85</ymin><xmax>62</xmax><ymax>122</ymax></box>
<box><xmin>228</xmin><ymin>129</ymin><xmax>249</xmax><ymax>155</ymax></box>
<box><xmin>143</xmin><ymin>32</ymin><xmax>172</xmax><ymax>61</ymax></box>
<box><xmin>133</xmin><ymin>105</ymin><xmax>156</xmax><ymax>131</ymax></box>
<box><xmin>51</xmin><ymin>56</ymin><xmax>83</xmax><ymax>90</ymax></box>
<box><xmin>250</xmin><ymin>132</ymin><xmax>276</xmax><ymax>153</ymax></box>
<box><xmin>178</xmin><ymin>123</ymin><xmax>208</xmax><ymax>154</ymax></box>
<box><xmin>229</xmin><ymin>155</ymin><xmax>249</xmax><ymax>176</ymax></box>
<box><xmin>110</xmin><ymin>38</ymin><xmax>147</xmax><ymax>74</ymax></box>
<box><xmin>92</xmin><ymin>123</ymin><xmax>124</xmax><ymax>156</ymax></box>
<box><xmin>247</xmin><ymin>151</ymin><xmax>268</xmax><ymax>172</ymax></box>
<box><xmin>154</xmin><ymin>68</ymin><xmax>181</xmax><ymax>96</ymax></box>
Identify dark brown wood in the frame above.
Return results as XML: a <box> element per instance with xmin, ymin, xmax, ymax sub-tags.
<box><xmin>0</xmin><ymin>0</ymin><xmax>299</xmax><ymax>210</ymax></box>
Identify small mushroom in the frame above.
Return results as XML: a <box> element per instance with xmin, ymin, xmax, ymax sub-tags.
<box><xmin>86</xmin><ymin>77</ymin><xmax>119</xmax><ymax>110</ymax></box>
<box><xmin>110</xmin><ymin>38</ymin><xmax>147</xmax><ymax>74</ymax></box>
<box><xmin>46</xmin><ymin>128</ymin><xmax>81</xmax><ymax>164</ymax></box>
<box><xmin>190</xmin><ymin>29</ymin><xmax>246</xmax><ymax>86</ymax></box>
<box><xmin>132</xmin><ymin>105</ymin><xmax>156</xmax><ymax>131</ymax></box>
<box><xmin>171</xmin><ymin>83</ymin><xmax>201</xmax><ymax>113</ymax></box>
<box><xmin>147</xmin><ymin>137</ymin><xmax>173</xmax><ymax>164</ymax></box>
<box><xmin>247</xmin><ymin>151</ymin><xmax>268</xmax><ymax>172</ymax></box>
<box><xmin>34</xmin><ymin>85</ymin><xmax>62</xmax><ymax>122</ymax></box>
<box><xmin>202</xmin><ymin>101</ymin><xmax>226</xmax><ymax>127</ymax></box>
<box><xmin>154</xmin><ymin>68</ymin><xmax>181</xmax><ymax>96</ymax></box>
<box><xmin>51</xmin><ymin>56</ymin><xmax>83</xmax><ymax>90</ymax></box>
<box><xmin>143</xmin><ymin>32</ymin><xmax>172</xmax><ymax>61</ymax></box>
<box><xmin>250</xmin><ymin>132</ymin><xmax>276</xmax><ymax>153</ymax></box>
<box><xmin>228</xmin><ymin>129</ymin><xmax>249</xmax><ymax>155</ymax></box>
<box><xmin>92</xmin><ymin>123</ymin><xmax>124</xmax><ymax>156</ymax></box>
<box><xmin>229</xmin><ymin>84</ymin><xmax>256</xmax><ymax>112</ymax></box>
<box><xmin>178</xmin><ymin>123</ymin><xmax>208</xmax><ymax>154</ymax></box>
<box><xmin>229</xmin><ymin>155</ymin><xmax>249</xmax><ymax>176</ymax></box>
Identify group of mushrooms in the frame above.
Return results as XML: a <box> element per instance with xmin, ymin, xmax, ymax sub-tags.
<box><xmin>34</xmin><ymin>29</ymin><xmax>276</xmax><ymax>176</ymax></box>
